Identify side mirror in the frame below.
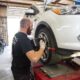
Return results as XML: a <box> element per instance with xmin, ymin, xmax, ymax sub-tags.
<box><xmin>25</xmin><ymin>5</ymin><xmax>39</xmax><ymax>16</ymax></box>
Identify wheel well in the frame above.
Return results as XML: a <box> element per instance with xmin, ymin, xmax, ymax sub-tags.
<box><xmin>35</xmin><ymin>22</ymin><xmax>57</xmax><ymax>47</ymax></box>
<box><xmin>35</xmin><ymin>24</ymin><xmax>45</xmax><ymax>36</ymax></box>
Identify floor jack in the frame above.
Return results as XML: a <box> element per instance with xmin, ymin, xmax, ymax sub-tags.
<box><xmin>33</xmin><ymin>48</ymin><xmax>80</xmax><ymax>80</ymax></box>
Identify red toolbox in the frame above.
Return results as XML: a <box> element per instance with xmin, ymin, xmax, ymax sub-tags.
<box><xmin>33</xmin><ymin>63</ymin><xmax>80</xmax><ymax>80</ymax></box>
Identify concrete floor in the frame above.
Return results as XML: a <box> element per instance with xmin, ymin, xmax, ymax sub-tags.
<box><xmin>0</xmin><ymin>46</ymin><xmax>13</xmax><ymax>80</ymax></box>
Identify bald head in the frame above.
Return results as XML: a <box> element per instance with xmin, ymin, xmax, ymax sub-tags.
<box><xmin>20</xmin><ymin>18</ymin><xmax>31</xmax><ymax>28</ymax></box>
<box><xmin>20</xmin><ymin>18</ymin><xmax>33</xmax><ymax>35</ymax></box>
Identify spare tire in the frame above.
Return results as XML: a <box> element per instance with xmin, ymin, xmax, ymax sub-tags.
<box><xmin>35</xmin><ymin>27</ymin><xmax>57</xmax><ymax>64</ymax></box>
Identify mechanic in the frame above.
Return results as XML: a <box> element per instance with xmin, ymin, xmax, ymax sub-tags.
<box><xmin>11</xmin><ymin>18</ymin><xmax>46</xmax><ymax>80</ymax></box>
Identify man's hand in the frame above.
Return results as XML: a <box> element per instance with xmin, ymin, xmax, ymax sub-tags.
<box><xmin>39</xmin><ymin>40</ymin><xmax>46</xmax><ymax>50</ymax></box>
<box><xmin>26</xmin><ymin>40</ymin><xmax>46</xmax><ymax>63</ymax></box>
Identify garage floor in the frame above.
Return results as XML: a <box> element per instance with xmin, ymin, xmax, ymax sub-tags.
<box><xmin>0</xmin><ymin>46</ymin><xmax>13</xmax><ymax>80</ymax></box>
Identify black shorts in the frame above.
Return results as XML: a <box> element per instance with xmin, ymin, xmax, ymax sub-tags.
<box><xmin>11</xmin><ymin>67</ymin><xmax>34</xmax><ymax>80</ymax></box>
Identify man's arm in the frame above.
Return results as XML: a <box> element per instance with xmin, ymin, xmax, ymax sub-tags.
<box><xmin>26</xmin><ymin>40</ymin><xmax>46</xmax><ymax>63</ymax></box>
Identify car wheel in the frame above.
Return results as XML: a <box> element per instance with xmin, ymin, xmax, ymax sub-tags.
<box><xmin>35</xmin><ymin>27</ymin><xmax>57</xmax><ymax>64</ymax></box>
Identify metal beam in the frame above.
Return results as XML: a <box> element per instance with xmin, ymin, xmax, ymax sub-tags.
<box><xmin>0</xmin><ymin>0</ymin><xmax>42</xmax><ymax>7</ymax></box>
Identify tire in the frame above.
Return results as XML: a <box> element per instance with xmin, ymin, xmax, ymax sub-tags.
<box><xmin>35</xmin><ymin>27</ymin><xmax>57</xmax><ymax>64</ymax></box>
<box><xmin>0</xmin><ymin>46</ymin><xmax>4</xmax><ymax>55</ymax></box>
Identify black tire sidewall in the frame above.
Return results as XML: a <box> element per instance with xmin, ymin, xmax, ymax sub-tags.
<box><xmin>35</xmin><ymin>27</ymin><xmax>56</xmax><ymax>64</ymax></box>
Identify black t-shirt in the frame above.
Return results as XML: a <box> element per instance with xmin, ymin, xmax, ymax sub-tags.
<box><xmin>11</xmin><ymin>32</ymin><xmax>33</xmax><ymax>73</ymax></box>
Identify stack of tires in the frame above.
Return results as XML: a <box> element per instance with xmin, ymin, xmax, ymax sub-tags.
<box><xmin>0</xmin><ymin>39</ymin><xmax>5</xmax><ymax>54</ymax></box>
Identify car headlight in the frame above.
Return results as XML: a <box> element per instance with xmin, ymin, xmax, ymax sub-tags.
<box><xmin>52</xmin><ymin>5</ymin><xmax>80</xmax><ymax>15</ymax></box>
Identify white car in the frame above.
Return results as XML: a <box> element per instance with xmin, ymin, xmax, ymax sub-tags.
<box><xmin>25</xmin><ymin>1</ymin><xmax>80</xmax><ymax>64</ymax></box>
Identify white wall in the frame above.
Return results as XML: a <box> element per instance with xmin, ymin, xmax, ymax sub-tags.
<box><xmin>7</xmin><ymin>16</ymin><xmax>21</xmax><ymax>45</ymax></box>
<box><xmin>7</xmin><ymin>6</ymin><xmax>28</xmax><ymax>45</ymax></box>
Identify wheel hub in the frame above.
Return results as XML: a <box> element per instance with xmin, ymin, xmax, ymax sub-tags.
<box><xmin>38</xmin><ymin>32</ymin><xmax>50</xmax><ymax>62</ymax></box>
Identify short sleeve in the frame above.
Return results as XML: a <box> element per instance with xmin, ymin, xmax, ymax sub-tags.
<box><xmin>19</xmin><ymin>36</ymin><xmax>33</xmax><ymax>54</ymax></box>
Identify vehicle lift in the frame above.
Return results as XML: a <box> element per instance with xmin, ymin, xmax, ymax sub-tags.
<box><xmin>33</xmin><ymin>48</ymin><xmax>80</xmax><ymax>80</ymax></box>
